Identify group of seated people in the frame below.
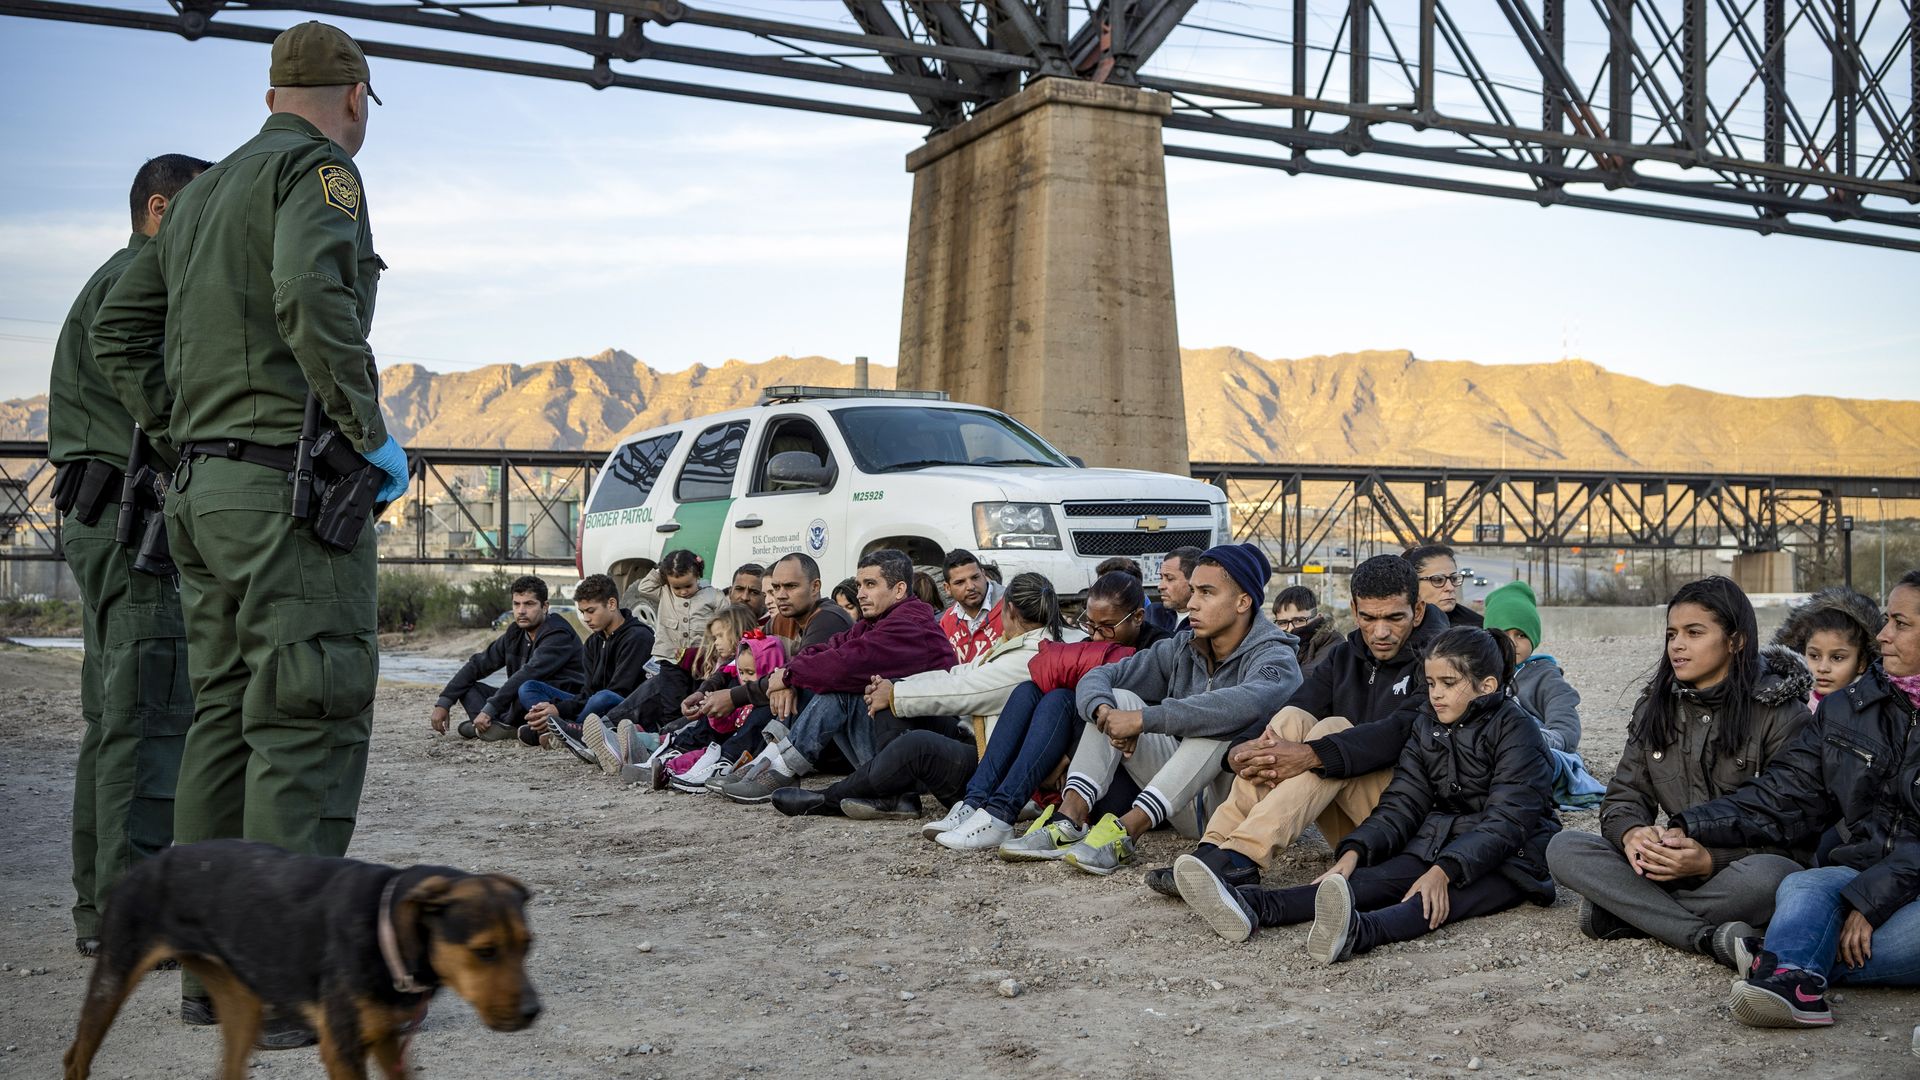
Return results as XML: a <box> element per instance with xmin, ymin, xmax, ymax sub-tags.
<box><xmin>425</xmin><ymin>541</ymin><xmax>1920</xmax><ymax>1035</ymax></box>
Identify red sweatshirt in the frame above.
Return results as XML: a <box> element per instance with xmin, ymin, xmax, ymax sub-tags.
<box><xmin>785</xmin><ymin>597</ymin><xmax>958</xmax><ymax>694</ymax></box>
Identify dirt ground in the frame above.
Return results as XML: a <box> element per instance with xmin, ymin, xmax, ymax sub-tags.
<box><xmin>3</xmin><ymin>634</ymin><xmax>1916</xmax><ymax>1080</ymax></box>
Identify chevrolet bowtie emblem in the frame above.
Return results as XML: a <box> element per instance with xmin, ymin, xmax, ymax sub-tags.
<box><xmin>1136</xmin><ymin>515</ymin><xmax>1168</xmax><ymax>532</ymax></box>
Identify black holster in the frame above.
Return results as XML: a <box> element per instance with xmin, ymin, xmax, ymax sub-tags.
<box><xmin>132</xmin><ymin>510</ymin><xmax>176</xmax><ymax>579</ymax></box>
<box><xmin>309</xmin><ymin>429</ymin><xmax>380</xmax><ymax>552</ymax></box>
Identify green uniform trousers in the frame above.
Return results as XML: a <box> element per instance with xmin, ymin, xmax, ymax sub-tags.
<box><xmin>166</xmin><ymin>456</ymin><xmax>378</xmax><ymax>857</ymax></box>
<box><xmin>64</xmin><ymin>502</ymin><xmax>192</xmax><ymax>940</ymax></box>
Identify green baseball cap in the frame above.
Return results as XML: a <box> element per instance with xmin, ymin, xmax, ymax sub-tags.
<box><xmin>270</xmin><ymin>21</ymin><xmax>382</xmax><ymax>105</ymax></box>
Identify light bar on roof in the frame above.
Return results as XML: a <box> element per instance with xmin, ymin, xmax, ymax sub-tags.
<box><xmin>757</xmin><ymin>385</ymin><xmax>951</xmax><ymax>404</ymax></box>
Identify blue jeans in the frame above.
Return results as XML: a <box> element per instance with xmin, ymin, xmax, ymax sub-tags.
<box><xmin>1766</xmin><ymin>866</ymin><xmax>1920</xmax><ymax>984</ymax></box>
<box><xmin>516</xmin><ymin>682</ymin><xmax>624</xmax><ymax>738</ymax></box>
<box><xmin>787</xmin><ymin>692</ymin><xmax>874</xmax><ymax>772</ymax></box>
<box><xmin>517</xmin><ymin>680</ymin><xmax>575</xmax><ymax>710</ymax></box>
<box><xmin>580</xmin><ymin>689</ymin><xmax>625</xmax><ymax>718</ymax></box>
<box><xmin>964</xmin><ymin>682</ymin><xmax>1079</xmax><ymax>826</ymax></box>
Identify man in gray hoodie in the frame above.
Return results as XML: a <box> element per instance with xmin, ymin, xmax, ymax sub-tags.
<box><xmin>1001</xmin><ymin>543</ymin><xmax>1301</xmax><ymax>875</ymax></box>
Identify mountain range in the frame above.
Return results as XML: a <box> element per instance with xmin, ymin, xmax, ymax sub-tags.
<box><xmin>7</xmin><ymin>348</ymin><xmax>1916</xmax><ymax>474</ymax></box>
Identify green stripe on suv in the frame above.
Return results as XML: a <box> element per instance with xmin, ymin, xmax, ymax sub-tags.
<box><xmin>664</xmin><ymin>498</ymin><xmax>734</xmax><ymax>569</ymax></box>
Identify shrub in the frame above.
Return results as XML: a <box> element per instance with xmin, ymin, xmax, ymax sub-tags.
<box><xmin>376</xmin><ymin>572</ymin><xmax>468</xmax><ymax>633</ymax></box>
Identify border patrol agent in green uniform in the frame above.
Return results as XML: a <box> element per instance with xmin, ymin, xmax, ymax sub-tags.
<box><xmin>50</xmin><ymin>156</ymin><xmax>207</xmax><ymax>957</ymax></box>
<box><xmin>91</xmin><ymin>22</ymin><xmax>409</xmax><ymax>1041</ymax></box>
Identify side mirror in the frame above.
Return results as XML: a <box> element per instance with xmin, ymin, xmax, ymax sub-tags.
<box><xmin>767</xmin><ymin>451</ymin><xmax>833</xmax><ymax>489</ymax></box>
<box><xmin>1067</xmin><ymin>456</ymin><xmax>1086</xmax><ymax>468</ymax></box>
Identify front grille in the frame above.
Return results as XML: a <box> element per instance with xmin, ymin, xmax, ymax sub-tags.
<box><xmin>1063</xmin><ymin>501</ymin><xmax>1211</xmax><ymax>519</ymax></box>
<box><xmin>1071</xmin><ymin>528</ymin><xmax>1213</xmax><ymax>558</ymax></box>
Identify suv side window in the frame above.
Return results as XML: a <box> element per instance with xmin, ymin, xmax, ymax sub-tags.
<box><xmin>675</xmin><ymin>421</ymin><xmax>750</xmax><ymax>502</ymax></box>
<box><xmin>749</xmin><ymin>416</ymin><xmax>836</xmax><ymax>495</ymax></box>
<box><xmin>590</xmin><ymin>432</ymin><xmax>680</xmax><ymax>512</ymax></box>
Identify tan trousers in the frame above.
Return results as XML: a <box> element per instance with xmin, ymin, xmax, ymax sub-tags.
<box><xmin>1200</xmin><ymin>707</ymin><xmax>1395</xmax><ymax>867</ymax></box>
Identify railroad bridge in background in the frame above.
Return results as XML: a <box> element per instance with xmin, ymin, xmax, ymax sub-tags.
<box><xmin>3</xmin><ymin>442</ymin><xmax>1915</xmax><ymax>596</ymax></box>
<box><xmin>7</xmin><ymin>1</ymin><xmax>1918</xmax><ymax>479</ymax></box>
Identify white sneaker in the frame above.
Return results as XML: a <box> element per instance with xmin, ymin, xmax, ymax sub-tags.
<box><xmin>670</xmin><ymin>757</ymin><xmax>728</xmax><ymax>794</ymax></box>
<box><xmin>923</xmin><ymin>801</ymin><xmax>975</xmax><ymax>840</ymax></box>
<box><xmin>935</xmin><ymin>808</ymin><xmax>1014</xmax><ymax>852</ymax></box>
<box><xmin>671</xmin><ymin>745</ymin><xmax>723</xmax><ymax>788</ymax></box>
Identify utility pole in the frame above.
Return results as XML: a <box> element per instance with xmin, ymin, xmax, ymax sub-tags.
<box><xmin>1872</xmin><ymin>487</ymin><xmax>1886</xmax><ymax>598</ymax></box>
<box><xmin>1840</xmin><ymin>514</ymin><xmax>1855</xmax><ymax>589</ymax></box>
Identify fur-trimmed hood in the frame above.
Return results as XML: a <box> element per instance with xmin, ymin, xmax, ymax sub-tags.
<box><xmin>1754</xmin><ymin>643</ymin><xmax>1815</xmax><ymax>707</ymax></box>
<box><xmin>1771</xmin><ymin>587</ymin><xmax>1883</xmax><ymax>658</ymax></box>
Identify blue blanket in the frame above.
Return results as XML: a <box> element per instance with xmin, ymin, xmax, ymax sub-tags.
<box><xmin>1550</xmin><ymin>747</ymin><xmax>1605</xmax><ymax>810</ymax></box>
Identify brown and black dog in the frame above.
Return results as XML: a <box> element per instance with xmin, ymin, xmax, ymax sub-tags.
<box><xmin>64</xmin><ymin>839</ymin><xmax>540</xmax><ymax>1080</ymax></box>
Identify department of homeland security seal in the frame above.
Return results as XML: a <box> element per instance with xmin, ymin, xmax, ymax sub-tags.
<box><xmin>317</xmin><ymin>163</ymin><xmax>360</xmax><ymax>220</ymax></box>
<box><xmin>807</xmin><ymin>519</ymin><xmax>829</xmax><ymax>554</ymax></box>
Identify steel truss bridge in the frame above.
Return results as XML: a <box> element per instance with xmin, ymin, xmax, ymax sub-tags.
<box><xmin>5</xmin><ymin>0</ymin><xmax>1918</xmax><ymax>251</ymax></box>
<box><xmin>4</xmin><ymin>443</ymin><xmax>1915</xmax><ymax>583</ymax></box>
<box><xmin>1201</xmin><ymin>461</ymin><xmax>1920</xmax><ymax>580</ymax></box>
<box><xmin>0</xmin><ymin>442</ymin><xmax>605</xmax><ymax>568</ymax></box>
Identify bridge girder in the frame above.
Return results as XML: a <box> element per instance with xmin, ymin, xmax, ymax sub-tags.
<box><xmin>3</xmin><ymin>0</ymin><xmax>1916</xmax><ymax>250</ymax></box>
<box><xmin>1199</xmin><ymin>461</ymin><xmax>1920</xmax><ymax>580</ymax></box>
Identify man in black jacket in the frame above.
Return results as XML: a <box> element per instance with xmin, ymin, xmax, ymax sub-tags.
<box><xmin>1146</xmin><ymin>556</ymin><xmax>1447</xmax><ymax>895</ymax></box>
<box><xmin>522</xmin><ymin>573</ymin><xmax>652</xmax><ymax>753</ymax></box>
<box><xmin>1669</xmin><ymin>570</ymin><xmax>1920</xmax><ymax>1030</ymax></box>
<box><xmin>428</xmin><ymin>575</ymin><xmax>586</xmax><ymax>742</ymax></box>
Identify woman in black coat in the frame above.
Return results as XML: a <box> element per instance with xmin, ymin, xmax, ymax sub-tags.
<box><xmin>1175</xmin><ymin>626</ymin><xmax>1560</xmax><ymax>959</ymax></box>
<box><xmin>1669</xmin><ymin>569</ymin><xmax>1920</xmax><ymax>1030</ymax></box>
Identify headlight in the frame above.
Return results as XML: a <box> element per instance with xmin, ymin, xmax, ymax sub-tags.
<box><xmin>974</xmin><ymin>502</ymin><xmax>1061</xmax><ymax>550</ymax></box>
<box><xmin>1213</xmin><ymin>501</ymin><xmax>1232</xmax><ymax>543</ymax></box>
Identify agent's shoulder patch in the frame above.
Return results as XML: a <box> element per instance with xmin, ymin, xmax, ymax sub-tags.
<box><xmin>316</xmin><ymin>163</ymin><xmax>361</xmax><ymax>220</ymax></box>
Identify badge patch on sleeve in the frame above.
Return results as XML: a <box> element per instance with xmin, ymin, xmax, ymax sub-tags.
<box><xmin>317</xmin><ymin>164</ymin><xmax>361</xmax><ymax>220</ymax></box>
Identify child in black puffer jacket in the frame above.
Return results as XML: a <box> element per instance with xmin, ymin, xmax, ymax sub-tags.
<box><xmin>1174</xmin><ymin>626</ymin><xmax>1560</xmax><ymax>959</ymax></box>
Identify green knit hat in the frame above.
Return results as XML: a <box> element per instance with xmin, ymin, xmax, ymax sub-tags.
<box><xmin>1482</xmin><ymin>580</ymin><xmax>1541</xmax><ymax>649</ymax></box>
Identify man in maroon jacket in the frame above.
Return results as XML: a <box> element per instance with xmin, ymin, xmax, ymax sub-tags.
<box><xmin>720</xmin><ymin>548</ymin><xmax>956</xmax><ymax>803</ymax></box>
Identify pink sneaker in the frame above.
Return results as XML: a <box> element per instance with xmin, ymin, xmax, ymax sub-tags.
<box><xmin>668</xmin><ymin>744</ymin><xmax>720</xmax><ymax>778</ymax></box>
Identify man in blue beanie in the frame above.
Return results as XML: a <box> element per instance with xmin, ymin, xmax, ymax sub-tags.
<box><xmin>1145</xmin><ymin>554</ymin><xmax>1450</xmax><ymax>903</ymax></box>
<box><xmin>995</xmin><ymin>543</ymin><xmax>1303</xmax><ymax>873</ymax></box>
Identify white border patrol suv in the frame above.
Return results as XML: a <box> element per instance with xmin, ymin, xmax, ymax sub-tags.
<box><xmin>578</xmin><ymin>386</ymin><xmax>1229</xmax><ymax>595</ymax></box>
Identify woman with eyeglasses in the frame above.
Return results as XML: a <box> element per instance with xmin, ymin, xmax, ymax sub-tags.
<box><xmin>1404</xmin><ymin>543</ymin><xmax>1482</xmax><ymax>628</ymax></box>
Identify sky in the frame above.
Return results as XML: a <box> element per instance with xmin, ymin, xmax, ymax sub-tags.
<box><xmin>2</xmin><ymin>8</ymin><xmax>1916</xmax><ymax>406</ymax></box>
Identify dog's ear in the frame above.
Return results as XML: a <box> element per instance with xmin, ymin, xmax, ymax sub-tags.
<box><xmin>403</xmin><ymin>874</ymin><xmax>458</xmax><ymax>914</ymax></box>
<box><xmin>484</xmin><ymin>873</ymin><xmax>532</xmax><ymax>906</ymax></box>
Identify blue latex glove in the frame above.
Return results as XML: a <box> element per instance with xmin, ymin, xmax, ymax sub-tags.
<box><xmin>364</xmin><ymin>436</ymin><xmax>410</xmax><ymax>502</ymax></box>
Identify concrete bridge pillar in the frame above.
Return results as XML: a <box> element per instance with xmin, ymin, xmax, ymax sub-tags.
<box><xmin>896</xmin><ymin>79</ymin><xmax>1189</xmax><ymax>475</ymax></box>
<box><xmin>1731</xmin><ymin>550</ymin><xmax>1796</xmax><ymax>595</ymax></box>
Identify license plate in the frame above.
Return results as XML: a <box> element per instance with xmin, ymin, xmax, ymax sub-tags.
<box><xmin>1137</xmin><ymin>553</ymin><xmax>1165</xmax><ymax>581</ymax></box>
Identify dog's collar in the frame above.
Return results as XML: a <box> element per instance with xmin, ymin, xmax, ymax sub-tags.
<box><xmin>379</xmin><ymin>876</ymin><xmax>432</xmax><ymax>996</ymax></box>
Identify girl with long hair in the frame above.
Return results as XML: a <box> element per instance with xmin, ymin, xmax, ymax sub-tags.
<box><xmin>1547</xmin><ymin>575</ymin><xmax>1812</xmax><ymax>966</ymax></box>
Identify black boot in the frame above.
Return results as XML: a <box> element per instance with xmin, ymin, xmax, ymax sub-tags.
<box><xmin>255</xmin><ymin>1011</ymin><xmax>319</xmax><ymax>1051</ymax></box>
<box><xmin>771</xmin><ymin>787</ymin><xmax>835</xmax><ymax>817</ymax></box>
<box><xmin>180</xmin><ymin>996</ymin><xmax>217</xmax><ymax>1027</ymax></box>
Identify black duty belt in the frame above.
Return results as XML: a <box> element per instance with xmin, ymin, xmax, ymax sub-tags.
<box><xmin>180</xmin><ymin>439</ymin><xmax>299</xmax><ymax>473</ymax></box>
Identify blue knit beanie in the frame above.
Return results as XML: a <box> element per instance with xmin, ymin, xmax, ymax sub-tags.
<box><xmin>1199</xmin><ymin>543</ymin><xmax>1272</xmax><ymax>610</ymax></box>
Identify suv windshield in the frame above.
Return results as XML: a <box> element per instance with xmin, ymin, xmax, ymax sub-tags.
<box><xmin>832</xmin><ymin>406</ymin><xmax>1072</xmax><ymax>473</ymax></box>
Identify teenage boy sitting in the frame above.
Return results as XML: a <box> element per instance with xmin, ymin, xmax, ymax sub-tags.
<box><xmin>986</xmin><ymin>544</ymin><xmax>1300</xmax><ymax>873</ymax></box>
<box><xmin>520</xmin><ymin>573</ymin><xmax>653</xmax><ymax>759</ymax></box>
<box><xmin>1144</xmin><ymin>555</ymin><xmax>1447</xmax><ymax>896</ymax></box>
